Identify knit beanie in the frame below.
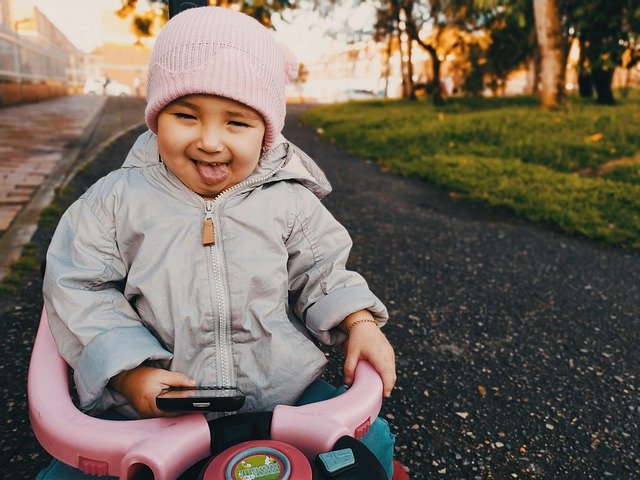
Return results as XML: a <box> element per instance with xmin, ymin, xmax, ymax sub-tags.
<box><xmin>145</xmin><ymin>6</ymin><xmax>299</xmax><ymax>149</ymax></box>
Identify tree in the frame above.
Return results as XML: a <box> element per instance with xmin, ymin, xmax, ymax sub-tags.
<box><xmin>533</xmin><ymin>0</ymin><xmax>565</xmax><ymax>109</ymax></box>
<box><xmin>116</xmin><ymin>0</ymin><xmax>295</xmax><ymax>41</ymax></box>
<box><xmin>373</xmin><ymin>0</ymin><xmax>483</xmax><ymax>104</ymax></box>
<box><xmin>462</xmin><ymin>42</ymin><xmax>486</xmax><ymax>96</ymax></box>
<box><xmin>562</xmin><ymin>0</ymin><xmax>640</xmax><ymax>104</ymax></box>
<box><xmin>115</xmin><ymin>0</ymin><xmax>166</xmax><ymax>43</ymax></box>
<box><xmin>373</xmin><ymin>0</ymin><xmax>417</xmax><ymax>100</ymax></box>
<box><xmin>402</xmin><ymin>0</ymin><xmax>482</xmax><ymax>105</ymax></box>
<box><xmin>373</xmin><ymin>2</ymin><xmax>397</xmax><ymax>97</ymax></box>
<box><xmin>483</xmin><ymin>1</ymin><xmax>537</xmax><ymax>95</ymax></box>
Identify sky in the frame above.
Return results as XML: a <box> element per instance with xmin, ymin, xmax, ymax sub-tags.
<box><xmin>34</xmin><ymin>0</ymin><xmax>377</xmax><ymax>61</ymax></box>
<box><xmin>35</xmin><ymin>0</ymin><xmax>121</xmax><ymax>53</ymax></box>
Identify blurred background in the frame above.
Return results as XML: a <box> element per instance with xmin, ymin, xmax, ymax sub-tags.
<box><xmin>1</xmin><ymin>0</ymin><xmax>637</xmax><ymax>107</ymax></box>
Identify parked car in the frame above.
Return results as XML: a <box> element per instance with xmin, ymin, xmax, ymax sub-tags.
<box><xmin>83</xmin><ymin>77</ymin><xmax>131</xmax><ymax>96</ymax></box>
<box><xmin>337</xmin><ymin>89</ymin><xmax>381</xmax><ymax>102</ymax></box>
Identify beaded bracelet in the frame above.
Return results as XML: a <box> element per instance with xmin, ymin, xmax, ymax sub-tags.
<box><xmin>346</xmin><ymin>318</ymin><xmax>379</xmax><ymax>335</ymax></box>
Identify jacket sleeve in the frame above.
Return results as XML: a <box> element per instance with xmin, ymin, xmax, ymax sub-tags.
<box><xmin>285</xmin><ymin>183</ymin><xmax>388</xmax><ymax>346</ymax></box>
<box><xmin>43</xmin><ymin>181</ymin><xmax>172</xmax><ymax>412</ymax></box>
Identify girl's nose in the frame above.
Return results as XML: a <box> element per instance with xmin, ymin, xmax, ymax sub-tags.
<box><xmin>197</xmin><ymin>124</ymin><xmax>224</xmax><ymax>153</ymax></box>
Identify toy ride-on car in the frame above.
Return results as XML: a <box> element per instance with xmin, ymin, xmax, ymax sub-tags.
<box><xmin>28</xmin><ymin>309</ymin><xmax>389</xmax><ymax>479</ymax></box>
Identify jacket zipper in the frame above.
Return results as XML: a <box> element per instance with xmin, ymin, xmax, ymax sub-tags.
<box><xmin>202</xmin><ymin>202</ymin><xmax>215</xmax><ymax>245</ymax></box>
<box><xmin>196</xmin><ymin>158</ymin><xmax>287</xmax><ymax>388</ymax></box>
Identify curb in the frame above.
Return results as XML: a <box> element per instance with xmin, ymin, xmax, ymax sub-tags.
<box><xmin>0</xmin><ymin>100</ymin><xmax>144</xmax><ymax>282</ymax></box>
<box><xmin>60</xmin><ymin>121</ymin><xmax>146</xmax><ymax>189</ymax></box>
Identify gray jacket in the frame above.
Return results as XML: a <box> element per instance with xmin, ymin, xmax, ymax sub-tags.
<box><xmin>43</xmin><ymin>131</ymin><xmax>388</xmax><ymax>416</ymax></box>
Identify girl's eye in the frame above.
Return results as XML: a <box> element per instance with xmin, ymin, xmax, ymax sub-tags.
<box><xmin>174</xmin><ymin>113</ymin><xmax>196</xmax><ymax>120</ymax></box>
<box><xmin>229</xmin><ymin>121</ymin><xmax>249</xmax><ymax>127</ymax></box>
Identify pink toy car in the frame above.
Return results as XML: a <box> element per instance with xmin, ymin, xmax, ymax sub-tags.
<box><xmin>28</xmin><ymin>309</ymin><xmax>388</xmax><ymax>479</ymax></box>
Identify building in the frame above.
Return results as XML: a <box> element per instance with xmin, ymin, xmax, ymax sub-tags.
<box><xmin>83</xmin><ymin>9</ymin><xmax>155</xmax><ymax>98</ymax></box>
<box><xmin>0</xmin><ymin>0</ymin><xmax>86</xmax><ymax>105</ymax></box>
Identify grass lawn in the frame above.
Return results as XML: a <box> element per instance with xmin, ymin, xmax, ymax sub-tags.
<box><xmin>303</xmin><ymin>93</ymin><xmax>640</xmax><ymax>248</ymax></box>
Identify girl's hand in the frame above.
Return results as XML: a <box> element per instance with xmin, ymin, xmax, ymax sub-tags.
<box><xmin>109</xmin><ymin>365</ymin><xmax>196</xmax><ymax>418</ymax></box>
<box><xmin>342</xmin><ymin>316</ymin><xmax>396</xmax><ymax>397</ymax></box>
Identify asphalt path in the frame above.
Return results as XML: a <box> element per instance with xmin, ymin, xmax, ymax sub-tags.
<box><xmin>1</xmin><ymin>99</ymin><xmax>639</xmax><ymax>479</ymax></box>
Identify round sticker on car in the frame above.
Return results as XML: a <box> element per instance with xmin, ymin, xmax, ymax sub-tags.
<box><xmin>225</xmin><ymin>446</ymin><xmax>291</xmax><ymax>480</ymax></box>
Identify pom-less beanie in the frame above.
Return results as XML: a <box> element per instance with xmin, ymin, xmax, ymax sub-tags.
<box><xmin>145</xmin><ymin>6</ymin><xmax>298</xmax><ymax>149</ymax></box>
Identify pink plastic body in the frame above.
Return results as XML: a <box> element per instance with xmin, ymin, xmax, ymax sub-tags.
<box><xmin>28</xmin><ymin>309</ymin><xmax>211</xmax><ymax>480</ymax></box>
<box><xmin>28</xmin><ymin>307</ymin><xmax>384</xmax><ymax>477</ymax></box>
<box><xmin>271</xmin><ymin>360</ymin><xmax>383</xmax><ymax>458</ymax></box>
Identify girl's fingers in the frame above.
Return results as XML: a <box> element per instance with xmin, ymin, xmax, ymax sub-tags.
<box><xmin>365</xmin><ymin>348</ymin><xmax>396</xmax><ymax>397</ymax></box>
<box><xmin>344</xmin><ymin>346</ymin><xmax>397</xmax><ymax>397</ymax></box>
<box><xmin>161</xmin><ymin>371</ymin><xmax>197</xmax><ymax>388</ymax></box>
<box><xmin>380</xmin><ymin>366</ymin><xmax>397</xmax><ymax>397</ymax></box>
<box><xmin>343</xmin><ymin>349</ymin><xmax>360</xmax><ymax>385</ymax></box>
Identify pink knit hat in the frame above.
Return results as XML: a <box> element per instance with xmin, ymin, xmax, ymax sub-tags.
<box><xmin>145</xmin><ymin>6</ymin><xmax>299</xmax><ymax>149</ymax></box>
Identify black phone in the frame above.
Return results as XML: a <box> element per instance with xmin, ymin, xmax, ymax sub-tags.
<box><xmin>156</xmin><ymin>386</ymin><xmax>245</xmax><ymax>412</ymax></box>
<box><xmin>168</xmin><ymin>0</ymin><xmax>208</xmax><ymax>19</ymax></box>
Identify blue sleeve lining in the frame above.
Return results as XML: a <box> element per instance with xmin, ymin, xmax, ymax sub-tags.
<box><xmin>74</xmin><ymin>325</ymin><xmax>173</xmax><ymax>410</ymax></box>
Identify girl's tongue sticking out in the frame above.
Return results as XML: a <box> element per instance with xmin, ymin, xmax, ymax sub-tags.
<box><xmin>195</xmin><ymin>161</ymin><xmax>229</xmax><ymax>185</ymax></box>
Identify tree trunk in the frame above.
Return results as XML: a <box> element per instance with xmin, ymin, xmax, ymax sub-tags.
<box><xmin>411</xmin><ymin>36</ymin><xmax>443</xmax><ymax>105</ymax></box>
<box><xmin>576</xmin><ymin>37</ymin><xmax>592</xmax><ymax>98</ymax></box>
<box><xmin>526</xmin><ymin>56</ymin><xmax>540</xmax><ymax>94</ymax></box>
<box><xmin>384</xmin><ymin>33</ymin><xmax>392</xmax><ymax>98</ymax></box>
<box><xmin>591</xmin><ymin>68</ymin><xmax>615</xmax><ymax>104</ymax></box>
<box><xmin>396</xmin><ymin>10</ymin><xmax>415</xmax><ymax>100</ymax></box>
<box><xmin>533</xmin><ymin>50</ymin><xmax>541</xmax><ymax>95</ymax></box>
<box><xmin>398</xmin><ymin>31</ymin><xmax>410</xmax><ymax>98</ymax></box>
<box><xmin>427</xmin><ymin>44</ymin><xmax>443</xmax><ymax>105</ymax></box>
<box><xmin>533</xmin><ymin>0</ymin><xmax>565</xmax><ymax>109</ymax></box>
<box><xmin>578</xmin><ymin>73</ymin><xmax>593</xmax><ymax>98</ymax></box>
<box><xmin>527</xmin><ymin>22</ymin><xmax>539</xmax><ymax>95</ymax></box>
<box><xmin>405</xmin><ymin>31</ymin><xmax>416</xmax><ymax>100</ymax></box>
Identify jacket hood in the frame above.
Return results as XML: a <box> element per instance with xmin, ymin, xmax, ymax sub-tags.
<box><xmin>122</xmin><ymin>130</ymin><xmax>332</xmax><ymax>199</ymax></box>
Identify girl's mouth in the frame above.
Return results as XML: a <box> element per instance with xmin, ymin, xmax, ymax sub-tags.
<box><xmin>192</xmin><ymin>159</ymin><xmax>230</xmax><ymax>185</ymax></box>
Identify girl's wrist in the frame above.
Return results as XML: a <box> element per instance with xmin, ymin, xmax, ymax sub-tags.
<box><xmin>347</xmin><ymin>318</ymin><xmax>379</xmax><ymax>335</ymax></box>
<box><xmin>344</xmin><ymin>318</ymin><xmax>379</xmax><ymax>335</ymax></box>
<box><xmin>339</xmin><ymin>309</ymin><xmax>379</xmax><ymax>334</ymax></box>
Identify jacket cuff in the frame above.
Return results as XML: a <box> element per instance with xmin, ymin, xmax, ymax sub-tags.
<box><xmin>74</xmin><ymin>326</ymin><xmax>173</xmax><ymax>410</ymax></box>
<box><xmin>305</xmin><ymin>285</ymin><xmax>388</xmax><ymax>346</ymax></box>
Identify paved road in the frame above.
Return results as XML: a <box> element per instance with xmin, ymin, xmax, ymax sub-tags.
<box><xmin>0</xmin><ymin>95</ymin><xmax>146</xmax><ymax>280</ymax></box>
<box><xmin>0</xmin><ymin>95</ymin><xmax>104</xmax><ymax>232</ymax></box>
<box><xmin>285</xmin><ymin>103</ymin><xmax>640</xmax><ymax>479</ymax></box>
<box><xmin>1</xmin><ymin>99</ymin><xmax>639</xmax><ymax>479</ymax></box>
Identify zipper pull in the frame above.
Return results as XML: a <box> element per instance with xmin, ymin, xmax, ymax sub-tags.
<box><xmin>202</xmin><ymin>202</ymin><xmax>215</xmax><ymax>246</ymax></box>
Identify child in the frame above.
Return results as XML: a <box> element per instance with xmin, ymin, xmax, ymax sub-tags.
<box><xmin>41</xmin><ymin>6</ymin><xmax>402</xmax><ymax>479</ymax></box>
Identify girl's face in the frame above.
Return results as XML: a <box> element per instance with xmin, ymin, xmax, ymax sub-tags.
<box><xmin>157</xmin><ymin>94</ymin><xmax>266</xmax><ymax>198</ymax></box>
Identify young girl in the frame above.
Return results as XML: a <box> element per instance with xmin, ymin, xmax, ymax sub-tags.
<box><xmin>41</xmin><ymin>6</ymin><xmax>403</xmax><ymax>479</ymax></box>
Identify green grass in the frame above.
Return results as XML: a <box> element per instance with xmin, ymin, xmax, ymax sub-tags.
<box><xmin>0</xmin><ymin>186</ymin><xmax>70</xmax><ymax>295</ymax></box>
<box><xmin>39</xmin><ymin>204</ymin><xmax>63</xmax><ymax>226</ymax></box>
<box><xmin>0</xmin><ymin>242</ymin><xmax>40</xmax><ymax>295</ymax></box>
<box><xmin>303</xmin><ymin>94</ymin><xmax>640</xmax><ymax>248</ymax></box>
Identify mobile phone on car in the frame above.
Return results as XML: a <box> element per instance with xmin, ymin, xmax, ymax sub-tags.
<box><xmin>156</xmin><ymin>386</ymin><xmax>245</xmax><ymax>412</ymax></box>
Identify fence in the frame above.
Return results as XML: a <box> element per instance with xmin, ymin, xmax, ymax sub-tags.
<box><xmin>0</xmin><ymin>22</ymin><xmax>87</xmax><ymax>106</ymax></box>
<box><xmin>0</xmin><ymin>26</ymin><xmax>69</xmax><ymax>84</ymax></box>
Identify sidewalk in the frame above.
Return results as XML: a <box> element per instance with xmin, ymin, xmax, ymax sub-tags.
<box><xmin>0</xmin><ymin>95</ymin><xmax>145</xmax><ymax>281</ymax></box>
